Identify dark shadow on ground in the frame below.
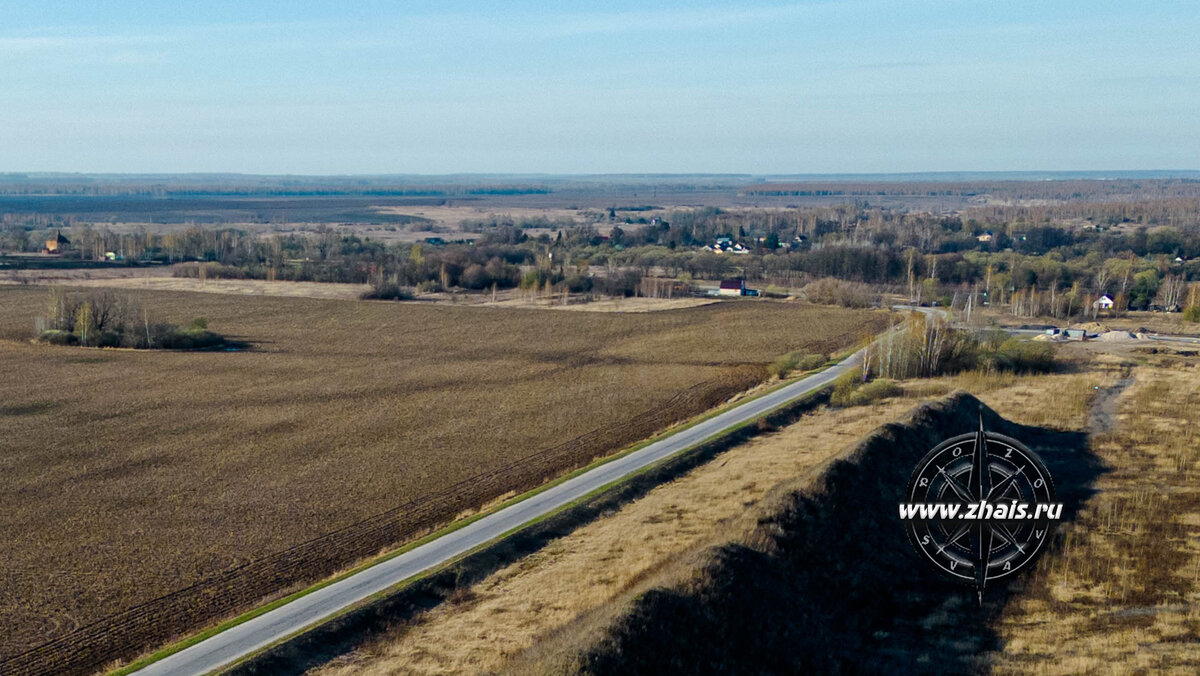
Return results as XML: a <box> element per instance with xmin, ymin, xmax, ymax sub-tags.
<box><xmin>565</xmin><ymin>393</ymin><xmax>1107</xmax><ymax>676</ymax></box>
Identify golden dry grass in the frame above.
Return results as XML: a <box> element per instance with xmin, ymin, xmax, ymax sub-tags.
<box><xmin>481</xmin><ymin>296</ymin><xmax>718</xmax><ymax>313</ymax></box>
<box><xmin>3</xmin><ymin>267</ymin><xmax>369</xmax><ymax>300</ymax></box>
<box><xmin>989</xmin><ymin>359</ymin><xmax>1200</xmax><ymax>674</ymax></box>
<box><xmin>0</xmin><ymin>286</ymin><xmax>883</xmax><ymax>663</ymax></box>
<box><xmin>56</xmin><ymin>275</ymin><xmax>372</xmax><ymax>300</ymax></box>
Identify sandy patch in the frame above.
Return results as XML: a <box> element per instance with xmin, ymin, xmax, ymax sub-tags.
<box><xmin>30</xmin><ymin>276</ymin><xmax>371</xmax><ymax>300</ymax></box>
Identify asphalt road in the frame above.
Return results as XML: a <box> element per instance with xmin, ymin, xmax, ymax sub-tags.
<box><xmin>132</xmin><ymin>310</ymin><xmax>1199</xmax><ymax>675</ymax></box>
<box><xmin>134</xmin><ymin>351</ymin><xmax>862</xmax><ymax>676</ymax></box>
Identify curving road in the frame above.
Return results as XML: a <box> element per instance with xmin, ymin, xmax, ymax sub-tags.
<box><xmin>134</xmin><ymin>350</ymin><xmax>863</xmax><ymax>676</ymax></box>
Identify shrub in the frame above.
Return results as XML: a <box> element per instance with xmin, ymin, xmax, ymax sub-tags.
<box><xmin>976</xmin><ymin>338</ymin><xmax>1056</xmax><ymax>374</ymax></box>
<box><xmin>802</xmin><ymin>277</ymin><xmax>879</xmax><ymax>308</ymax></box>
<box><xmin>173</xmin><ymin>262</ymin><xmax>250</xmax><ymax>280</ymax></box>
<box><xmin>37</xmin><ymin>329</ymin><xmax>76</xmax><ymax>346</ymax></box>
<box><xmin>154</xmin><ymin>328</ymin><xmax>228</xmax><ymax>351</ymax></box>
<box><xmin>1184</xmin><ymin>305</ymin><xmax>1200</xmax><ymax>323</ymax></box>
<box><xmin>830</xmin><ymin>369</ymin><xmax>901</xmax><ymax>407</ymax></box>
<box><xmin>362</xmin><ymin>282</ymin><xmax>414</xmax><ymax>301</ymax></box>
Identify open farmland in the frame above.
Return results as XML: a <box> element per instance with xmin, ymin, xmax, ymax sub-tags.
<box><xmin>0</xmin><ymin>286</ymin><xmax>884</xmax><ymax>673</ymax></box>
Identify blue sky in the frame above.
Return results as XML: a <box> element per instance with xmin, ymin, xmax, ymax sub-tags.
<box><xmin>1</xmin><ymin>1</ymin><xmax>1198</xmax><ymax>174</ymax></box>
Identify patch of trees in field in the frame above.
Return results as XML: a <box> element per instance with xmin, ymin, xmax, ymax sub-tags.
<box><xmin>36</xmin><ymin>288</ymin><xmax>233</xmax><ymax>349</ymax></box>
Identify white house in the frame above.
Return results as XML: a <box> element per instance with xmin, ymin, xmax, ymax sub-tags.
<box><xmin>718</xmin><ymin>279</ymin><xmax>745</xmax><ymax>296</ymax></box>
<box><xmin>1093</xmin><ymin>295</ymin><xmax>1114</xmax><ymax>311</ymax></box>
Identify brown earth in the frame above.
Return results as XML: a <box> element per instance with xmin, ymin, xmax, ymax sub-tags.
<box><xmin>0</xmin><ymin>286</ymin><xmax>883</xmax><ymax>673</ymax></box>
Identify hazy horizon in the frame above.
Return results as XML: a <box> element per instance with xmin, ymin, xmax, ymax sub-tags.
<box><xmin>4</xmin><ymin>2</ymin><xmax>1198</xmax><ymax>175</ymax></box>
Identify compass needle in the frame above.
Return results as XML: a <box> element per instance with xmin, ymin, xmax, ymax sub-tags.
<box><xmin>936</xmin><ymin>465</ymin><xmax>974</xmax><ymax>504</ymax></box>
<box><xmin>986</xmin><ymin>466</ymin><xmax>1025</xmax><ymax>503</ymax></box>
<box><xmin>936</xmin><ymin>523</ymin><xmax>971</xmax><ymax>555</ymax></box>
<box><xmin>993</xmin><ymin>522</ymin><xmax>1026</xmax><ymax>555</ymax></box>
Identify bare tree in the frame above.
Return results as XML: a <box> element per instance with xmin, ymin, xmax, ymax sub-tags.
<box><xmin>1155</xmin><ymin>274</ymin><xmax>1187</xmax><ymax>310</ymax></box>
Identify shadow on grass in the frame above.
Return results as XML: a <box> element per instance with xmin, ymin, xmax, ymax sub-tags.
<box><xmin>562</xmin><ymin>393</ymin><xmax>1106</xmax><ymax>675</ymax></box>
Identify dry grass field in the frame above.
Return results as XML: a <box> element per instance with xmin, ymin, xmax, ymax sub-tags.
<box><xmin>481</xmin><ymin>296</ymin><xmax>718</xmax><ymax>313</ymax></box>
<box><xmin>0</xmin><ymin>286</ymin><xmax>883</xmax><ymax>670</ymax></box>
<box><xmin>991</xmin><ymin>355</ymin><xmax>1200</xmax><ymax>674</ymax></box>
<box><xmin>2</xmin><ymin>268</ymin><xmax>370</xmax><ymax>300</ymax></box>
<box><xmin>62</xmin><ymin>275</ymin><xmax>371</xmax><ymax>300</ymax></box>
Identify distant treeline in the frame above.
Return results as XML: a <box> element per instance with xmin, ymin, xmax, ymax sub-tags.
<box><xmin>742</xmin><ymin>178</ymin><xmax>1200</xmax><ymax>203</ymax></box>
<box><xmin>5</xmin><ymin>198</ymin><xmax>1200</xmax><ymax>316</ymax></box>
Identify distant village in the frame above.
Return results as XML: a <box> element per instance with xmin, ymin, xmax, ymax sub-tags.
<box><xmin>699</xmin><ymin>234</ymin><xmax>807</xmax><ymax>255</ymax></box>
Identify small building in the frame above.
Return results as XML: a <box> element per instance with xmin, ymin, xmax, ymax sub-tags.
<box><xmin>1093</xmin><ymin>295</ymin><xmax>1114</xmax><ymax>311</ymax></box>
<box><xmin>44</xmin><ymin>230</ymin><xmax>70</xmax><ymax>254</ymax></box>
<box><xmin>976</xmin><ymin>232</ymin><xmax>994</xmax><ymax>243</ymax></box>
<box><xmin>718</xmin><ymin>279</ymin><xmax>746</xmax><ymax>297</ymax></box>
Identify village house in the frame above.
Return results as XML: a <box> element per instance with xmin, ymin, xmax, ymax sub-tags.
<box><xmin>44</xmin><ymin>230</ymin><xmax>70</xmax><ymax>254</ymax></box>
<box><xmin>717</xmin><ymin>278</ymin><xmax>746</xmax><ymax>297</ymax></box>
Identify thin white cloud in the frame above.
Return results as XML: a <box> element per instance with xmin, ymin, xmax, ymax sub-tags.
<box><xmin>534</xmin><ymin>3</ymin><xmax>839</xmax><ymax>38</ymax></box>
<box><xmin>0</xmin><ymin>20</ymin><xmax>305</xmax><ymax>54</ymax></box>
<box><xmin>0</xmin><ymin>34</ymin><xmax>166</xmax><ymax>52</ymax></box>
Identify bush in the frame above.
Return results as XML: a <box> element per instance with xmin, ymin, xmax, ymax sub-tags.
<box><xmin>976</xmin><ymin>338</ymin><xmax>1056</xmax><ymax>374</ymax></box>
<box><xmin>37</xmin><ymin>329</ymin><xmax>76</xmax><ymax>346</ymax></box>
<box><xmin>766</xmin><ymin>351</ymin><xmax>827</xmax><ymax>379</ymax></box>
<box><xmin>361</xmin><ymin>282</ymin><xmax>414</xmax><ymax>300</ymax></box>
<box><xmin>831</xmin><ymin>370</ymin><xmax>901</xmax><ymax>407</ymax></box>
<box><xmin>1184</xmin><ymin>305</ymin><xmax>1200</xmax><ymax>323</ymax></box>
<box><xmin>173</xmin><ymin>262</ymin><xmax>250</xmax><ymax>280</ymax></box>
<box><xmin>154</xmin><ymin>328</ymin><xmax>228</xmax><ymax>350</ymax></box>
<box><xmin>802</xmin><ymin>278</ymin><xmax>879</xmax><ymax>308</ymax></box>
